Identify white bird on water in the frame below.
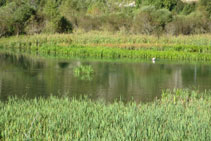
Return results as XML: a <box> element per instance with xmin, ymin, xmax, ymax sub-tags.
<box><xmin>152</xmin><ymin>57</ymin><xmax>156</xmax><ymax>63</ymax></box>
<box><xmin>152</xmin><ymin>57</ymin><xmax>156</xmax><ymax>61</ymax></box>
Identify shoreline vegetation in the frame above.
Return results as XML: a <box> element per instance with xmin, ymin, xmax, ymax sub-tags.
<box><xmin>0</xmin><ymin>89</ymin><xmax>210</xmax><ymax>140</ymax></box>
<box><xmin>1</xmin><ymin>32</ymin><xmax>211</xmax><ymax>61</ymax></box>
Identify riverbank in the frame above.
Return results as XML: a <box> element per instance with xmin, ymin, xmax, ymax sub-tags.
<box><xmin>0</xmin><ymin>32</ymin><xmax>211</xmax><ymax>61</ymax></box>
<box><xmin>0</xmin><ymin>89</ymin><xmax>211</xmax><ymax>140</ymax></box>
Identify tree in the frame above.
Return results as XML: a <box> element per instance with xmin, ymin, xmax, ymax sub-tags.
<box><xmin>0</xmin><ymin>0</ymin><xmax>6</xmax><ymax>6</ymax></box>
<box><xmin>200</xmin><ymin>0</ymin><xmax>211</xmax><ymax>17</ymax></box>
<box><xmin>43</xmin><ymin>0</ymin><xmax>73</xmax><ymax>33</ymax></box>
<box><xmin>0</xmin><ymin>2</ymin><xmax>34</xmax><ymax>36</ymax></box>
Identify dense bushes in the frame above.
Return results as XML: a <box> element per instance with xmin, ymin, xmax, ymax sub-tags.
<box><xmin>0</xmin><ymin>2</ymin><xmax>34</xmax><ymax>36</ymax></box>
<box><xmin>0</xmin><ymin>0</ymin><xmax>210</xmax><ymax>37</ymax></box>
<box><xmin>0</xmin><ymin>0</ymin><xmax>72</xmax><ymax>37</ymax></box>
<box><xmin>166</xmin><ymin>11</ymin><xmax>210</xmax><ymax>35</ymax></box>
<box><xmin>133</xmin><ymin>6</ymin><xmax>172</xmax><ymax>36</ymax></box>
<box><xmin>200</xmin><ymin>0</ymin><xmax>211</xmax><ymax>16</ymax></box>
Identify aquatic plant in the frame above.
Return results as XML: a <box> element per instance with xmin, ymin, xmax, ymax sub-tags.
<box><xmin>1</xmin><ymin>33</ymin><xmax>211</xmax><ymax>49</ymax></box>
<box><xmin>74</xmin><ymin>65</ymin><xmax>94</xmax><ymax>80</ymax></box>
<box><xmin>0</xmin><ymin>89</ymin><xmax>210</xmax><ymax>140</ymax></box>
<box><xmin>1</xmin><ymin>33</ymin><xmax>211</xmax><ymax>61</ymax></box>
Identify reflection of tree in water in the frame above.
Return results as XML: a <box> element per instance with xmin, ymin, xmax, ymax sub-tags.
<box><xmin>0</xmin><ymin>53</ymin><xmax>47</xmax><ymax>100</ymax></box>
<box><xmin>58</xmin><ymin>62</ymin><xmax>69</xmax><ymax>69</ymax></box>
<box><xmin>73</xmin><ymin>65</ymin><xmax>94</xmax><ymax>81</ymax></box>
<box><xmin>84</xmin><ymin>62</ymin><xmax>177</xmax><ymax>102</ymax></box>
<box><xmin>53</xmin><ymin>61</ymin><xmax>183</xmax><ymax>102</ymax></box>
<box><xmin>0</xmin><ymin>75</ymin><xmax>2</xmax><ymax>96</ymax></box>
<box><xmin>182</xmin><ymin>64</ymin><xmax>211</xmax><ymax>89</ymax></box>
<box><xmin>0</xmin><ymin>53</ymin><xmax>44</xmax><ymax>76</ymax></box>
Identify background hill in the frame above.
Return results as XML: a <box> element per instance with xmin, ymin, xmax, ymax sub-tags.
<box><xmin>0</xmin><ymin>0</ymin><xmax>210</xmax><ymax>37</ymax></box>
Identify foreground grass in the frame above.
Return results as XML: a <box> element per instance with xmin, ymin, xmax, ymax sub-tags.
<box><xmin>0</xmin><ymin>32</ymin><xmax>211</xmax><ymax>61</ymax></box>
<box><xmin>0</xmin><ymin>89</ymin><xmax>211</xmax><ymax>140</ymax></box>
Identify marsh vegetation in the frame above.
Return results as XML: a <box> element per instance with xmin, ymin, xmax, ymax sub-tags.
<box><xmin>0</xmin><ymin>89</ymin><xmax>210</xmax><ymax>140</ymax></box>
<box><xmin>1</xmin><ymin>33</ymin><xmax>211</xmax><ymax>61</ymax></box>
<box><xmin>74</xmin><ymin>65</ymin><xmax>94</xmax><ymax>80</ymax></box>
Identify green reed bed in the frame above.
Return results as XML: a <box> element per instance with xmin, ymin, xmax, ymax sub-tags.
<box><xmin>1</xmin><ymin>33</ymin><xmax>211</xmax><ymax>48</ymax></box>
<box><xmin>71</xmin><ymin>32</ymin><xmax>211</xmax><ymax>46</ymax></box>
<box><xmin>1</xmin><ymin>33</ymin><xmax>211</xmax><ymax>61</ymax></box>
<box><xmin>0</xmin><ymin>89</ymin><xmax>210</xmax><ymax>140</ymax></box>
<box><xmin>4</xmin><ymin>44</ymin><xmax>211</xmax><ymax>61</ymax></box>
<box><xmin>0</xmin><ymin>34</ymin><xmax>72</xmax><ymax>49</ymax></box>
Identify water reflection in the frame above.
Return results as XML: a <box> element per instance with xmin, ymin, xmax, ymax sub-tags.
<box><xmin>0</xmin><ymin>52</ymin><xmax>211</xmax><ymax>102</ymax></box>
<box><xmin>0</xmin><ymin>75</ymin><xmax>2</xmax><ymax>97</ymax></box>
<box><xmin>58</xmin><ymin>62</ymin><xmax>69</xmax><ymax>69</ymax></box>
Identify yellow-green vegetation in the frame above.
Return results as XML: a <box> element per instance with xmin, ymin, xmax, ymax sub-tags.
<box><xmin>1</xmin><ymin>32</ymin><xmax>211</xmax><ymax>47</ymax></box>
<box><xmin>1</xmin><ymin>33</ymin><xmax>211</xmax><ymax>61</ymax></box>
<box><xmin>0</xmin><ymin>89</ymin><xmax>210</xmax><ymax>140</ymax></box>
<box><xmin>74</xmin><ymin>65</ymin><xmax>94</xmax><ymax>80</ymax></box>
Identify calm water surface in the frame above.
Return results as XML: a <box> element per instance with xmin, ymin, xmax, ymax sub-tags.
<box><xmin>1</xmin><ymin>52</ymin><xmax>211</xmax><ymax>102</ymax></box>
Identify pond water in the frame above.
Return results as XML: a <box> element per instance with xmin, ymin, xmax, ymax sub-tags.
<box><xmin>1</xmin><ymin>52</ymin><xmax>211</xmax><ymax>103</ymax></box>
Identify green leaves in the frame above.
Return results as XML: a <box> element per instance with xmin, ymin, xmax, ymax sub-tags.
<box><xmin>1</xmin><ymin>33</ymin><xmax>211</xmax><ymax>61</ymax></box>
<box><xmin>0</xmin><ymin>89</ymin><xmax>211</xmax><ymax>140</ymax></box>
<box><xmin>0</xmin><ymin>2</ymin><xmax>34</xmax><ymax>36</ymax></box>
<box><xmin>0</xmin><ymin>0</ymin><xmax>211</xmax><ymax>36</ymax></box>
<box><xmin>74</xmin><ymin>65</ymin><xmax>94</xmax><ymax>81</ymax></box>
<box><xmin>43</xmin><ymin>0</ymin><xmax>59</xmax><ymax>20</ymax></box>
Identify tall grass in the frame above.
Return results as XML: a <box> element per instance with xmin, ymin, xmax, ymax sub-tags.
<box><xmin>1</xmin><ymin>32</ymin><xmax>211</xmax><ymax>47</ymax></box>
<box><xmin>4</xmin><ymin>44</ymin><xmax>211</xmax><ymax>61</ymax></box>
<box><xmin>0</xmin><ymin>89</ymin><xmax>210</xmax><ymax>140</ymax></box>
<box><xmin>1</xmin><ymin>32</ymin><xmax>211</xmax><ymax>60</ymax></box>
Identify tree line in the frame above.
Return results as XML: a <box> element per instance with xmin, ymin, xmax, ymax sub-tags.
<box><xmin>0</xmin><ymin>0</ymin><xmax>211</xmax><ymax>37</ymax></box>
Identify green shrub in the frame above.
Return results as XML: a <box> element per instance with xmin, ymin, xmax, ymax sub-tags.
<box><xmin>133</xmin><ymin>6</ymin><xmax>156</xmax><ymax>34</ymax></box>
<box><xmin>57</xmin><ymin>16</ymin><xmax>73</xmax><ymax>33</ymax></box>
<box><xmin>133</xmin><ymin>6</ymin><xmax>172</xmax><ymax>35</ymax></box>
<box><xmin>200</xmin><ymin>0</ymin><xmax>211</xmax><ymax>17</ymax></box>
<box><xmin>166</xmin><ymin>12</ymin><xmax>208</xmax><ymax>35</ymax></box>
<box><xmin>1</xmin><ymin>0</ymin><xmax>211</xmax><ymax>36</ymax></box>
<box><xmin>24</xmin><ymin>13</ymin><xmax>45</xmax><ymax>34</ymax></box>
<box><xmin>74</xmin><ymin>15</ymin><xmax>103</xmax><ymax>32</ymax></box>
<box><xmin>0</xmin><ymin>2</ymin><xmax>16</xmax><ymax>36</ymax></box>
<box><xmin>171</xmin><ymin>0</ymin><xmax>185</xmax><ymax>13</ymax></box>
<box><xmin>153</xmin><ymin>8</ymin><xmax>172</xmax><ymax>35</ymax></box>
<box><xmin>182</xmin><ymin>2</ymin><xmax>196</xmax><ymax>15</ymax></box>
<box><xmin>0</xmin><ymin>2</ymin><xmax>34</xmax><ymax>36</ymax></box>
<box><xmin>139</xmin><ymin>0</ymin><xmax>182</xmax><ymax>11</ymax></box>
<box><xmin>43</xmin><ymin>0</ymin><xmax>73</xmax><ymax>33</ymax></box>
<box><xmin>0</xmin><ymin>0</ymin><xmax>6</xmax><ymax>6</ymax></box>
<box><xmin>102</xmin><ymin>13</ymin><xmax>132</xmax><ymax>33</ymax></box>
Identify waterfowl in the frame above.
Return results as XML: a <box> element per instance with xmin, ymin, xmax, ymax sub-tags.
<box><xmin>152</xmin><ymin>57</ymin><xmax>156</xmax><ymax>61</ymax></box>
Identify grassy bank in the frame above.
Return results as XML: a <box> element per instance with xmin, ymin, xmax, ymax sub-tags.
<box><xmin>1</xmin><ymin>32</ymin><xmax>211</xmax><ymax>61</ymax></box>
<box><xmin>0</xmin><ymin>89</ymin><xmax>211</xmax><ymax>140</ymax></box>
